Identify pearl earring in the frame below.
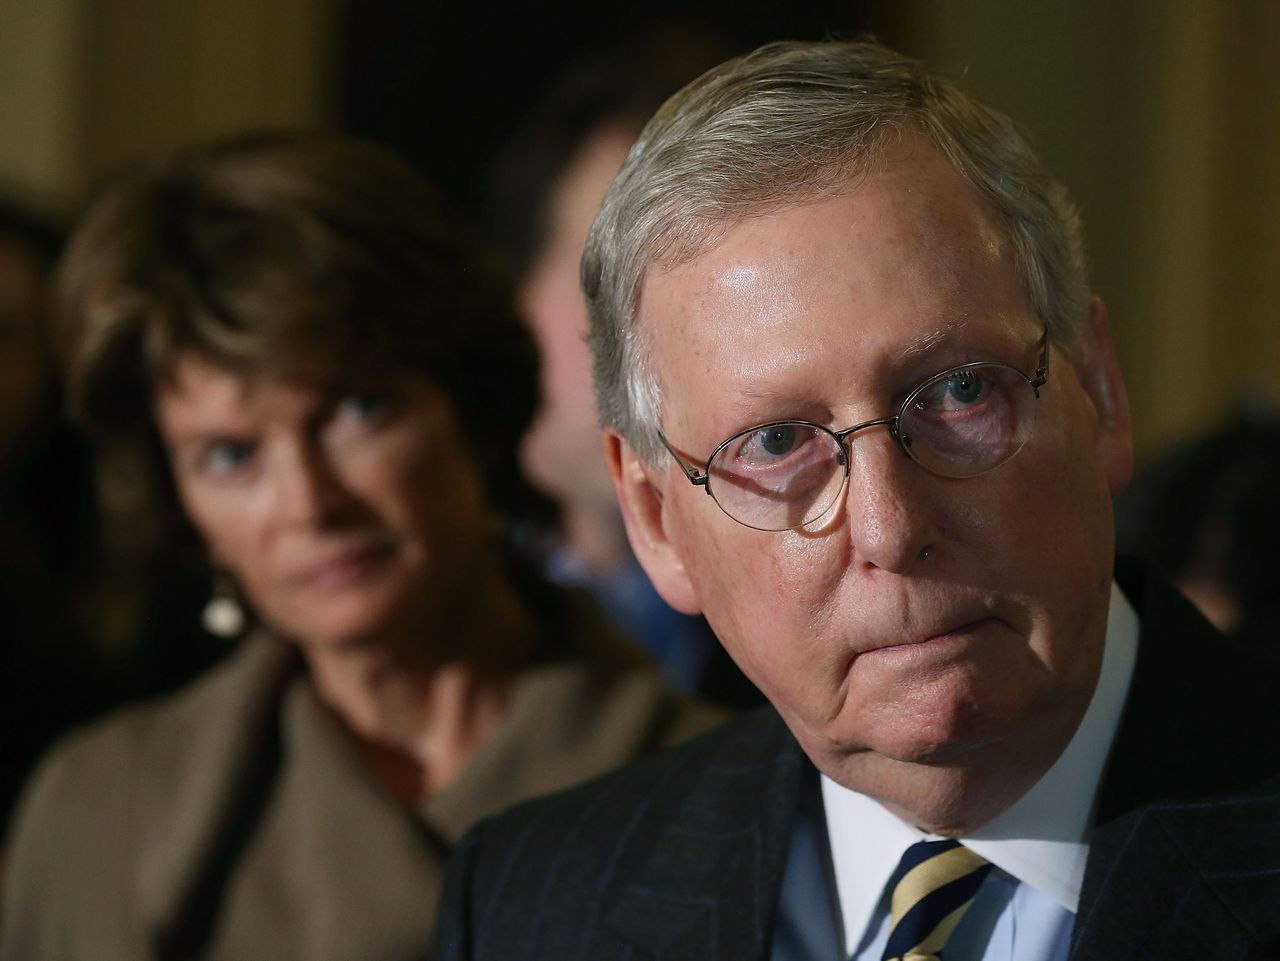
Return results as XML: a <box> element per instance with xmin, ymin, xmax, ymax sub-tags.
<box><xmin>202</xmin><ymin>573</ymin><xmax>246</xmax><ymax>638</ymax></box>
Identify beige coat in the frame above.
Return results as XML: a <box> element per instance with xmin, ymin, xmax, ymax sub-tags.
<box><xmin>1</xmin><ymin>604</ymin><xmax>723</xmax><ymax>960</ymax></box>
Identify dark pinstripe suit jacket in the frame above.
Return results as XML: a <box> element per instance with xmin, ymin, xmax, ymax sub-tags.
<box><xmin>433</xmin><ymin>566</ymin><xmax>1280</xmax><ymax>960</ymax></box>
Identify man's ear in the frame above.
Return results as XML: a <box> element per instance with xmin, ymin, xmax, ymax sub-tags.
<box><xmin>1071</xmin><ymin>297</ymin><xmax>1133</xmax><ymax>495</ymax></box>
<box><xmin>602</xmin><ymin>431</ymin><xmax>702</xmax><ymax>615</ymax></box>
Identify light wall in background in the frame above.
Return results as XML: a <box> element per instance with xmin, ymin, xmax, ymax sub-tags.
<box><xmin>0</xmin><ymin>0</ymin><xmax>86</xmax><ymax>215</ymax></box>
<box><xmin>0</xmin><ymin>0</ymin><xmax>337</xmax><ymax>217</ymax></box>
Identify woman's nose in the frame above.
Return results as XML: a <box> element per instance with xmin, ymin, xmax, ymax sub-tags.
<box><xmin>273</xmin><ymin>441</ymin><xmax>350</xmax><ymax>526</ymax></box>
<box><xmin>839</xmin><ymin>432</ymin><xmax>939</xmax><ymax>573</ymax></box>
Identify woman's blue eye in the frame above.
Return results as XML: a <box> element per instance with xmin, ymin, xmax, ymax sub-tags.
<box><xmin>336</xmin><ymin>390</ymin><xmax>388</xmax><ymax>422</ymax></box>
<box><xmin>201</xmin><ymin>440</ymin><xmax>254</xmax><ymax>475</ymax></box>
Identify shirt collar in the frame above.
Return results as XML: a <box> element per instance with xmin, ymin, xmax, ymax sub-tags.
<box><xmin>822</xmin><ymin>580</ymin><xmax>1139</xmax><ymax>954</ymax></box>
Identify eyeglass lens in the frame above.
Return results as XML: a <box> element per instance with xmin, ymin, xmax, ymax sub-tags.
<box><xmin>705</xmin><ymin>363</ymin><xmax>1038</xmax><ymax>531</ymax></box>
<box><xmin>709</xmin><ymin>423</ymin><xmax>848</xmax><ymax>531</ymax></box>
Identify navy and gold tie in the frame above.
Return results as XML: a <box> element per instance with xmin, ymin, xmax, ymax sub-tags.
<box><xmin>880</xmin><ymin>839</ymin><xmax>992</xmax><ymax>961</ymax></box>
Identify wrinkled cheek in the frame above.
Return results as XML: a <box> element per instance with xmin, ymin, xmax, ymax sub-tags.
<box><xmin>668</xmin><ymin>493</ymin><xmax>852</xmax><ymax>709</ymax></box>
<box><xmin>1039</xmin><ymin>460</ymin><xmax>1115</xmax><ymax>586</ymax></box>
<box><xmin>711</xmin><ymin>568</ymin><xmax>847</xmax><ymax>720</ymax></box>
<box><xmin>686</xmin><ymin>542</ymin><xmax>783</xmax><ymax>680</ymax></box>
<box><xmin>1007</xmin><ymin>457</ymin><xmax>1114</xmax><ymax>686</ymax></box>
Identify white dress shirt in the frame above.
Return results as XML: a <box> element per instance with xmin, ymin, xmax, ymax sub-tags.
<box><xmin>772</xmin><ymin>581</ymin><xmax>1139</xmax><ymax>961</ymax></box>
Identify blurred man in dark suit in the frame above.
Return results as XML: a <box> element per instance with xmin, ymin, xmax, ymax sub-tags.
<box><xmin>488</xmin><ymin>28</ymin><xmax>762</xmax><ymax>707</ymax></box>
<box><xmin>435</xmin><ymin>40</ymin><xmax>1280</xmax><ymax>960</ymax></box>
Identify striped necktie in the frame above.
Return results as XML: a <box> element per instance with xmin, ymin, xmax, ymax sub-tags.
<box><xmin>880</xmin><ymin>839</ymin><xmax>992</xmax><ymax>961</ymax></box>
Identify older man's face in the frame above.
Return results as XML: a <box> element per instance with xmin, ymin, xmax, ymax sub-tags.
<box><xmin>614</xmin><ymin>139</ymin><xmax>1132</xmax><ymax>831</ymax></box>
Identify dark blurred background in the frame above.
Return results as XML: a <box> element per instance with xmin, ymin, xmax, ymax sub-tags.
<box><xmin>340</xmin><ymin>2</ymin><xmax>880</xmax><ymax>212</ymax></box>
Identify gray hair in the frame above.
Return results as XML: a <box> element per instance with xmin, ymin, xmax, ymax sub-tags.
<box><xmin>582</xmin><ymin>40</ymin><xmax>1090</xmax><ymax>462</ymax></box>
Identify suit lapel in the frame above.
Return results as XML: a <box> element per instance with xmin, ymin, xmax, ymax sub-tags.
<box><xmin>1092</xmin><ymin>561</ymin><xmax>1280</xmax><ymax>824</ymax></box>
<box><xmin>605</xmin><ymin>708</ymin><xmax>808</xmax><ymax>960</ymax></box>
<box><xmin>1072</xmin><ymin>562</ymin><xmax>1280</xmax><ymax>958</ymax></box>
<box><xmin>1072</xmin><ymin>780</ymin><xmax>1280</xmax><ymax>961</ymax></box>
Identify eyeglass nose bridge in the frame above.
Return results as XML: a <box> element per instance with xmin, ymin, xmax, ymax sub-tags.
<box><xmin>831</xmin><ymin>414</ymin><xmax>905</xmax><ymax>467</ymax></box>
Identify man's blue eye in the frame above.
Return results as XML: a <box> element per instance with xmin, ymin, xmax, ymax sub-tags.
<box><xmin>760</xmin><ymin>426</ymin><xmax>798</xmax><ymax>456</ymax></box>
<box><xmin>944</xmin><ymin>372</ymin><xmax>984</xmax><ymax>405</ymax></box>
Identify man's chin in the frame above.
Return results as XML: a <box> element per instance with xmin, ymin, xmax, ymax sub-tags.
<box><xmin>802</xmin><ymin>712</ymin><xmax>1015</xmax><ymax>787</ymax></box>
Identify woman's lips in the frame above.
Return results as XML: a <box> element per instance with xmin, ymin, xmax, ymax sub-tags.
<box><xmin>295</xmin><ymin>540</ymin><xmax>396</xmax><ymax>588</ymax></box>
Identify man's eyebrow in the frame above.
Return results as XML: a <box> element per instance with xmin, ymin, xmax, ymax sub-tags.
<box><xmin>900</xmin><ymin>323</ymin><xmax>966</xmax><ymax>357</ymax></box>
<box><xmin>722</xmin><ymin>384</ymin><xmax>789</xmax><ymax>422</ymax></box>
<box><xmin>733</xmin><ymin>383</ymin><xmax>789</xmax><ymax>402</ymax></box>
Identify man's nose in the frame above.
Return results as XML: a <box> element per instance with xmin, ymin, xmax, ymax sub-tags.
<box><xmin>272</xmin><ymin>441</ymin><xmax>349</xmax><ymax>526</ymax></box>
<box><xmin>839</xmin><ymin>432</ymin><xmax>939</xmax><ymax>573</ymax></box>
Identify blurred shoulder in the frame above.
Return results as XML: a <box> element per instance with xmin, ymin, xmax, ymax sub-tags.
<box><xmin>6</xmin><ymin>633</ymin><xmax>293</xmax><ymax>841</ymax></box>
<box><xmin>0</xmin><ymin>633</ymin><xmax>295</xmax><ymax>955</ymax></box>
<box><xmin>534</xmin><ymin>585</ymin><xmax>731</xmax><ymax>749</ymax></box>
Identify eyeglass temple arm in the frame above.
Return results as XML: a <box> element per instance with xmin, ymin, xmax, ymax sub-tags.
<box><xmin>658</xmin><ymin>431</ymin><xmax>710</xmax><ymax>488</ymax></box>
<box><xmin>1029</xmin><ymin>328</ymin><xmax>1050</xmax><ymax>396</ymax></box>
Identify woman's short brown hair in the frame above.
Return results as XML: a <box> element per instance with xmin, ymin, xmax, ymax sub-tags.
<box><xmin>59</xmin><ymin>130</ymin><xmax>548</xmax><ymax>550</ymax></box>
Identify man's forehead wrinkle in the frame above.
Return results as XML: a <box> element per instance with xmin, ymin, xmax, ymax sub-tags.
<box><xmin>724</xmin><ymin>346</ymin><xmax>825</xmax><ymax>401</ymax></box>
<box><xmin>901</xmin><ymin>323</ymin><xmax>968</xmax><ymax>357</ymax></box>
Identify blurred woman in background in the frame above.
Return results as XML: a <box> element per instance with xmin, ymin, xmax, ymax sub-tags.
<box><xmin>1</xmin><ymin>132</ymin><xmax>720</xmax><ymax>961</ymax></box>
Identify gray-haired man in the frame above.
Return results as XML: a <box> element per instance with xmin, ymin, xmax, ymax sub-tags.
<box><xmin>435</xmin><ymin>40</ymin><xmax>1280</xmax><ymax>961</ymax></box>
